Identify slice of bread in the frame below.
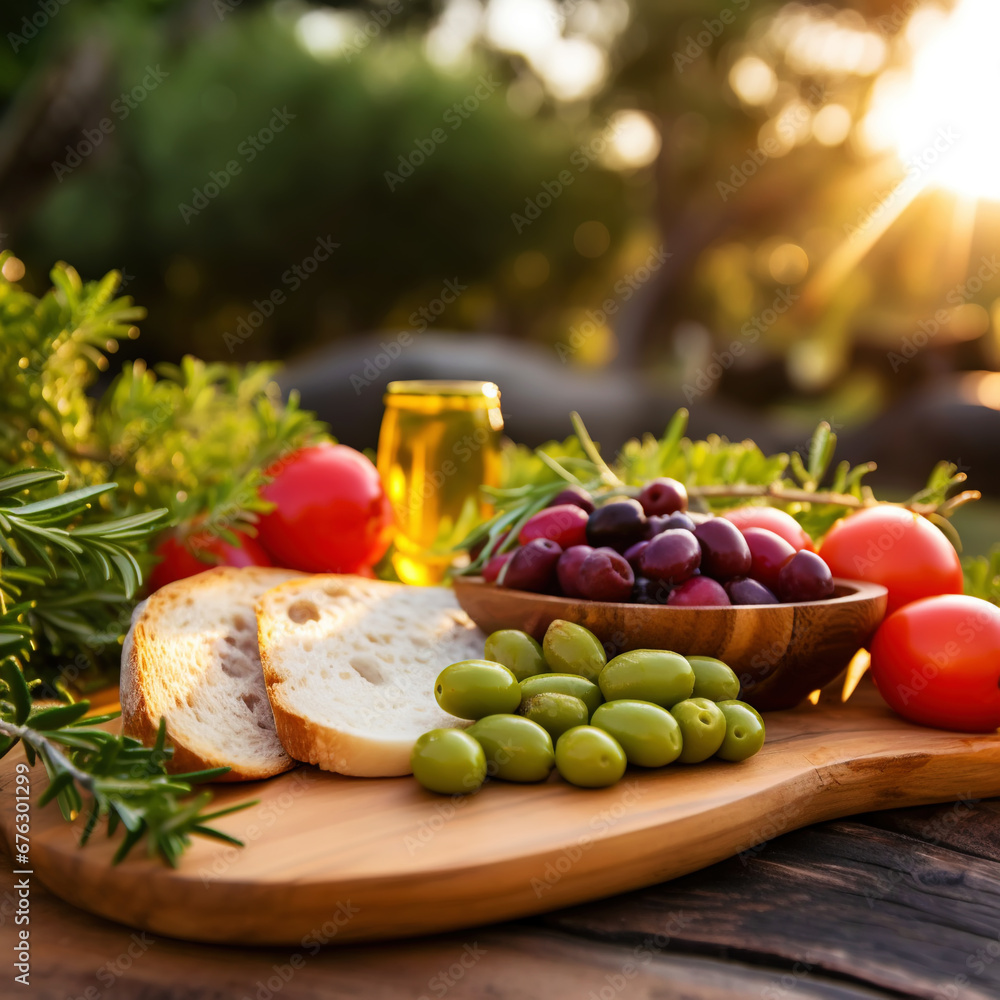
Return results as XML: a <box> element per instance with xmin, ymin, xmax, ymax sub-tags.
<box><xmin>121</xmin><ymin>566</ymin><xmax>302</xmax><ymax>781</ymax></box>
<box><xmin>257</xmin><ymin>575</ymin><xmax>484</xmax><ymax>776</ymax></box>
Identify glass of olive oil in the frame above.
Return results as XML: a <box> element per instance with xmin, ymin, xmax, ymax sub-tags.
<box><xmin>377</xmin><ymin>380</ymin><xmax>504</xmax><ymax>585</ymax></box>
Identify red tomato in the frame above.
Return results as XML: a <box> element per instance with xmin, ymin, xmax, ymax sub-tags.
<box><xmin>257</xmin><ymin>443</ymin><xmax>393</xmax><ymax>574</ymax></box>
<box><xmin>722</xmin><ymin>507</ymin><xmax>814</xmax><ymax>551</ymax></box>
<box><xmin>870</xmin><ymin>595</ymin><xmax>1000</xmax><ymax>732</ymax></box>
<box><xmin>148</xmin><ymin>529</ymin><xmax>272</xmax><ymax>591</ymax></box>
<box><xmin>818</xmin><ymin>506</ymin><xmax>963</xmax><ymax>614</ymax></box>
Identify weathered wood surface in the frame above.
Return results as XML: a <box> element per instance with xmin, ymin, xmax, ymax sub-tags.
<box><xmin>4</xmin><ymin>686</ymin><xmax>1000</xmax><ymax>945</ymax></box>
<box><xmin>8</xmin><ymin>797</ymin><xmax>1000</xmax><ymax>1000</ymax></box>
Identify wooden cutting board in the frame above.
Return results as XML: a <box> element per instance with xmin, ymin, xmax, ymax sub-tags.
<box><xmin>2</xmin><ymin>684</ymin><xmax>1000</xmax><ymax>946</ymax></box>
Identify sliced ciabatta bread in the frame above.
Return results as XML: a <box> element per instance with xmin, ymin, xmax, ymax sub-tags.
<box><xmin>121</xmin><ymin>566</ymin><xmax>302</xmax><ymax>781</ymax></box>
<box><xmin>257</xmin><ymin>576</ymin><xmax>484</xmax><ymax>776</ymax></box>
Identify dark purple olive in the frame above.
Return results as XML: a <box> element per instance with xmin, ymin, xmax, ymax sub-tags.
<box><xmin>623</xmin><ymin>540</ymin><xmax>649</xmax><ymax>573</ymax></box>
<box><xmin>577</xmin><ymin>548</ymin><xmax>634</xmax><ymax>602</ymax></box>
<box><xmin>586</xmin><ymin>499</ymin><xmax>647</xmax><ymax>552</ymax></box>
<box><xmin>776</xmin><ymin>550</ymin><xmax>835</xmax><ymax>602</ymax></box>
<box><xmin>637</xmin><ymin>478</ymin><xmax>688</xmax><ymax>516</ymax></box>
<box><xmin>500</xmin><ymin>539</ymin><xmax>562</xmax><ymax>592</ymax></box>
<box><xmin>548</xmin><ymin>486</ymin><xmax>595</xmax><ymax>514</ymax></box>
<box><xmin>639</xmin><ymin>529</ymin><xmax>702</xmax><ymax>583</ymax></box>
<box><xmin>686</xmin><ymin>512</ymin><xmax>715</xmax><ymax>525</ymax></box>
<box><xmin>646</xmin><ymin>512</ymin><xmax>696</xmax><ymax>538</ymax></box>
<box><xmin>556</xmin><ymin>544</ymin><xmax>594</xmax><ymax>598</ymax></box>
<box><xmin>693</xmin><ymin>519</ymin><xmax>752</xmax><ymax>580</ymax></box>
<box><xmin>632</xmin><ymin>577</ymin><xmax>673</xmax><ymax>604</ymax></box>
<box><xmin>667</xmin><ymin>576</ymin><xmax>730</xmax><ymax>606</ymax></box>
<box><xmin>725</xmin><ymin>577</ymin><xmax>779</xmax><ymax>605</ymax></box>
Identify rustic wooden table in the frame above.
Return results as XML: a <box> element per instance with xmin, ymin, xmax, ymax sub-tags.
<box><xmin>9</xmin><ymin>793</ymin><xmax>1000</xmax><ymax>1000</ymax></box>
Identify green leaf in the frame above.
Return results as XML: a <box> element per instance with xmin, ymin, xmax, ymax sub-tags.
<box><xmin>807</xmin><ymin>423</ymin><xmax>836</xmax><ymax>484</ymax></box>
<box><xmin>13</xmin><ymin>483</ymin><xmax>116</xmax><ymax>518</ymax></box>
<box><xmin>37</xmin><ymin>769</ymin><xmax>75</xmax><ymax>807</ymax></box>
<box><xmin>27</xmin><ymin>702</ymin><xmax>90</xmax><ymax>730</ymax></box>
<box><xmin>0</xmin><ymin>660</ymin><xmax>32</xmax><ymax>724</ymax></box>
<box><xmin>0</xmin><ymin>470</ymin><xmax>66</xmax><ymax>495</ymax></box>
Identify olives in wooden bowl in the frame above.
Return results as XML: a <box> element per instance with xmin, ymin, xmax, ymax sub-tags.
<box><xmin>452</xmin><ymin>577</ymin><xmax>888</xmax><ymax>711</ymax></box>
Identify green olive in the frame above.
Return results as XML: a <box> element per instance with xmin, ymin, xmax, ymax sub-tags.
<box><xmin>483</xmin><ymin>630</ymin><xmax>549</xmax><ymax>681</ymax></box>
<box><xmin>410</xmin><ymin>729</ymin><xmax>487</xmax><ymax>794</ymax></box>
<box><xmin>687</xmin><ymin>655</ymin><xmax>741</xmax><ymax>702</ymax></box>
<box><xmin>519</xmin><ymin>673</ymin><xmax>603</xmax><ymax>717</ymax></box>
<box><xmin>717</xmin><ymin>698</ymin><xmax>764</xmax><ymax>726</ymax></box>
<box><xmin>519</xmin><ymin>692</ymin><xmax>590</xmax><ymax>741</ymax></box>
<box><xmin>598</xmin><ymin>650</ymin><xmax>694</xmax><ymax>708</ymax></box>
<box><xmin>435</xmin><ymin>660</ymin><xmax>521</xmax><ymax>720</ymax></box>
<box><xmin>591</xmin><ymin>700</ymin><xmax>683</xmax><ymax>768</ymax></box>
<box><xmin>467</xmin><ymin>714</ymin><xmax>555</xmax><ymax>783</ymax></box>
<box><xmin>555</xmin><ymin>726</ymin><xmax>627</xmax><ymax>788</ymax></box>
<box><xmin>670</xmin><ymin>698</ymin><xmax>727</xmax><ymax>763</ymax></box>
<box><xmin>542</xmin><ymin>620</ymin><xmax>607</xmax><ymax>681</ymax></box>
<box><xmin>715</xmin><ymin>700</ymin><xmax>766</xmax><ymax>762</ymax></box>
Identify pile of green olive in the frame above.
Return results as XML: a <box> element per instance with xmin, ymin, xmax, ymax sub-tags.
<box><xmin>410</xmin><ymin>620</ymin><xmax>766</xmax><ymax>794</ymax></box>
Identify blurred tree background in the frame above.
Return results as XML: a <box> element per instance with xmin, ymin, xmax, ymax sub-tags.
<box><xmin>4</xmin><ymin>0</ymin><xmax>1000</xmax><ymax>539</ymax></box>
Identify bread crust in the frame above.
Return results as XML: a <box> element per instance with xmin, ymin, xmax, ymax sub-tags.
<box><xmin>121</xmin><ymin>567</ymin><xmax>301</xmax><ymax>781</ymax></box>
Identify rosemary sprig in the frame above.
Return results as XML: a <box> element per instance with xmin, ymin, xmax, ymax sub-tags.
<box><xmin>0</xmin><ymin>660</ymin><xmax>250</xmax><ymax>866</ymax></box>
<box><xmin>0</xmin><ymin>466</ymin><xmax>167</xmax><ymax>692</ymax></box>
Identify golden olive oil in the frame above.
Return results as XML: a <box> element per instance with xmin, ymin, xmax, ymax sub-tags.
<box><xmin>377</xmin><ymin>380</ymin><xmax>503</xmax><ymax>584</ymax></box>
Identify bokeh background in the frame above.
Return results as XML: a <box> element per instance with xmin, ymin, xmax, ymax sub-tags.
<box><xmin>4</xmin><ymin>0</ymin><xmax>1000</xmax><ymax>545</ymax></box>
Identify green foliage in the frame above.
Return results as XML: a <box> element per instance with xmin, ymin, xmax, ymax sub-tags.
<box><xmin>21</xmin><ymin>9</ymin><xmax>628</xmax><ymax>363</ymax></box>
<box><xmin>1</xmin><ymin>258</ymin><xmax>327</xmax><ymax>688</ymax></box>
<box><xmin>91</xmin><ymin>355</ymin><xmax>324</xmax><ymax>538</ymax></box>
<box><xmin>0</xmin><ymin>467</ymin><xmax>166</xmax><ymax>692</ymax></box>
<box><xmin>0</xmin><ymin>258</ymin><xmax>144</xmax><ymax>479</ymax></box>
<box><xmin>0</xmin><ymin>661</ymin><xmax>249</xmax><ymax>866</ymax></box>
<box><xmin>963</xmin><ymin>546</ymin><xmax>1000</xmax><ymax>606</ymax></box>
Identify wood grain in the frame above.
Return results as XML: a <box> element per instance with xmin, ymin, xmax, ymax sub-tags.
<box><xmin>453</xmin><ymin>576</ymin><xmax>887</xmax><ymax>710</ymax></box>
<box><xmin>2</xmin><ymin>685</ymin><xmax>999</xmax><ymax>947</ymax></box>
<box><xmin>1</xmin><ymin>840</ymin><xmax>896</xmax><ymax>1000</ymax></box>
<box><xmin>543</xmin><ymin>819</ymin><xmax>1000</xmax><ymax>1000</ymax></box>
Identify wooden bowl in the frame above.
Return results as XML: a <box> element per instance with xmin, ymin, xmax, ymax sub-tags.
<box><xmin>452</xmin><ymin>577</ymin><xmax>888</xmax><ymax>711</ymax></box>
